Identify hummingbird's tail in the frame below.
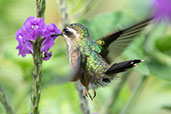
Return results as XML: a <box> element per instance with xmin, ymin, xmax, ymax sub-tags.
<box><xmin>105</xmin><ymin>59</ymin><xmax>143</xmax><ymax>75</ymax></box>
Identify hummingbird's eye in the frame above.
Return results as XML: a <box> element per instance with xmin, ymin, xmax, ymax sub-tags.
<box><xmin>64</xmin><ymin>28</ymin><xmax>70</xmax><ymax>34</ymax></box>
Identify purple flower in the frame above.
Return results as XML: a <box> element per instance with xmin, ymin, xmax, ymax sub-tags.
<box><xmin>153</xmin><ymin>0</ymin><xmax>171</xmax><ymax>22</ymax></box>
<box><xmin>15</xmin><ymin>16</ymin><xmax>61</xmax><ymax>60</ymax></box>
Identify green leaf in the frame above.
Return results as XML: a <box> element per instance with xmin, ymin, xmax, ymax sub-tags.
<box><xmin>147</xmin><ymin>59</ymin><xmax>171</xmax><ymax>81</ymax></box>
<box><xmin>155</xmin><ymin>36</ymin><xmax>171</xmax><ymax>55</ymax></box>
<box><xmin>143</xmin><ymin>25</ymin><xmax>171</xmax><ymax>81</ymax></box>
<box><xmin>162</xmin><ymin>105</ymin><xmax>171</xmax><ymax>112</ymax></box>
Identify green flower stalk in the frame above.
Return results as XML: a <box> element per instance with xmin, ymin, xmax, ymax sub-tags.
<box><xmin>31</xmin><ymin>37</ymin><xmax>43</xmax><ymax>114</ymax></box>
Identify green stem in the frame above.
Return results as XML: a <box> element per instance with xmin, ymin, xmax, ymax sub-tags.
<box><xmin>72</xmin><ymin>0</ymin><xmax>100</xmax><ymax>19</ymax></box>
<box><xmin>58</xmin><ymin>0</ymin><xmax>69</xmax><ymax>26</ymax></box>
<box><xmin>101</xmin><ymin>71</ymin><xmax>130</xmax><ymax>114</ymax></box>
<box><xmin>31</xmin><ymin>0</ymin><xmax>46</xmax><ymax>113</ymax></box>
<box><xmin>36</xmin><ymin>0</ymin><xmax>46</xmax><ymax>18</ymax></box>
<box><xmin>0</xmin><ymin>85</ymin><xmax>14</xmax><ymax>114</ymax></box>
<box><xmin>120</xmin><ymin>76</ymin><xmax>148</xmax><ymax>114</ymax></box>
<box><xmin>31</xmin><ymin>39</ymin><xmax>43</xmax><ymax>114</ymax></box>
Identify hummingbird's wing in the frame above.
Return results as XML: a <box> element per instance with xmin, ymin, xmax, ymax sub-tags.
<box><xmin>99</xmin><ymin>18</ymin><xmax>152</xmax><ymax>63</ymax></box>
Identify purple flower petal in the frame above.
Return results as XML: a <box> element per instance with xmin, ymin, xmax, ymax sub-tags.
<box><xmin>41</xmin><ymin>38</ymin><xmax>55</xmax><ymax>52</ymax></box>
<box><xmin>44</xmin><ymin>23</ymin><xmax>61</xmax><ymax>39</ymax></box>
<box><xmin>23</xmin><ymin>16</ymin><xmax>46</xmax><ymax>41</ymax></box>
<box><xmin>15</xmin><ymin>27</ymin><xmax>33</xmax><ymax>57</ymax></box>
<box><xmin>153</xmin><ymin>0</ymin><xmax>171</xmax><ymax>22</ymax></box>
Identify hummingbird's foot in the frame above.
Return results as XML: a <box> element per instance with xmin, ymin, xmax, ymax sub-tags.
<box><xmin>83</xmin><ymin>89</ymin><xmax>96</xmax><ymax>100</ymax></box>
<box><xmin>93</xmin><ymin>89</ymin><xmax>96</xmax><ymax>99</ymax></box>
<box><xmin>83</xmin><ymin>89</ymin><xmax>93</xmax><ymax>100</ymax></box>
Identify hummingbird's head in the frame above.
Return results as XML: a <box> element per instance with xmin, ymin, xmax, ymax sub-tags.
<box><xmin>62</xmin><ymin>23</ymin><xmax>90</xmax><ymax>40</ymax></box>
<box><xmin>52</xmin><ymin>23</ymin><xmax>90</xmax><ymax>42</ymax></box>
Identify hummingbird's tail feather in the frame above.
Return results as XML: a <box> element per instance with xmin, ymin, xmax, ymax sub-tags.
<box><xmin>105</xmin><ymin>59</ymin><xmax>143</xmax><ymax>75</ymax></box>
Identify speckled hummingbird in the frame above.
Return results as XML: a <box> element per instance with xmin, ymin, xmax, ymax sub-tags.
<box><xmin>52</xmin><ymin>18</ymin><xmax>152</xmax><ymax>99</ymax></box>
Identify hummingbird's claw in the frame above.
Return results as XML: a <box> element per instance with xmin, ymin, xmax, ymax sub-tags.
<box><xmin>88</xmin><ymin>92</ymin><xmax>93</xmax><ymax>100</ymax></box>
<box><xmin>83</xmin><ymin>89</ymin><xmax>93</xmax><ymax>100</ymax></box>
<box><xmin>83</xmin><ymin>89</ymin><xmax>96</xmax><ymax>100</ymax></box>
<box><xmin>93</xmin><ymin>89</ymin><xmax>96</xmax><ymax>99</ymax></box>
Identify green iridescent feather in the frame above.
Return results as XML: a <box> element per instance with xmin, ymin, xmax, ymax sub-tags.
<box><xmin>77</xmin><ymin>38</ymin><xmax>109</xmax><ymax>78</ymax></box>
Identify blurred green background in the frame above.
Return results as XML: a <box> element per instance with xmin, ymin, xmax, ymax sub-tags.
<box><xmin>0</xmin><ymin>0</ymin><xmax>171</xmax><ymax>114</ymax></box>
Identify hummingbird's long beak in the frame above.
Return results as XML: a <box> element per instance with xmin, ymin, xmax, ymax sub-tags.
<box><xmin>51</xmin><ymin>33</ymin><xmax>62</xmax><ymax>37</ymax></box>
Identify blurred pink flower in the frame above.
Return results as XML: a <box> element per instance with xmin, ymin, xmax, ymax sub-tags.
<box><xmin>153</xmin><ymin>0</ymin><xmax>171</xmax><ymax>22</ymax></box>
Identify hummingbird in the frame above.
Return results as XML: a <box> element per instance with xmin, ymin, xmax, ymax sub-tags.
<box><xmin>52</xmin><ymin>18</ymin><xmax>152</xmax><ymax>99</ymax></box>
